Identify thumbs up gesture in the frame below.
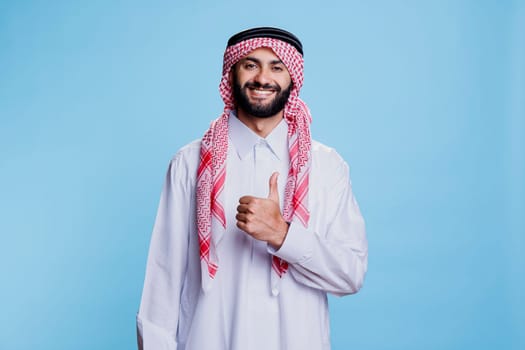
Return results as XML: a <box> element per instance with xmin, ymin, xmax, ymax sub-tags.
<box><xmin>236</xmin><ymin>172</ymin><xmax>289</xmax><ymax>249</ymax></box>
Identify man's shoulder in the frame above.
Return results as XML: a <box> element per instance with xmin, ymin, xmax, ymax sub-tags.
<box><xmin>311</xmin><ymin>139</ymin><xmax>347</xmax><ymax>167</ymax></box>
<box><xmin>310</xmin><ymin>139</ymin><xmax>351</xmax><ymax>189</ymax></box>
<box><xmin>170</xmin><ymin>139</ymin><xmax>201</xmax><ymax>168</ymax></box>
<box><xmin>170</xmin><ymin>139</ymin><xmax>201</xmax><ymax>164</ymax></box>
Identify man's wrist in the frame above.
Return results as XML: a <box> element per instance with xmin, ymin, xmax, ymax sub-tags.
<box><xmin>269</xmin><ymin>221</ymin><xmax>290</xmax><ymax>249</ymax></box>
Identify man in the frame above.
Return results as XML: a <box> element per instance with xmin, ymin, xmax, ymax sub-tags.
<box><xmin>137</xmin><ymin>27</ymin><xmax>368</xmax><ymax>350</ymax></box>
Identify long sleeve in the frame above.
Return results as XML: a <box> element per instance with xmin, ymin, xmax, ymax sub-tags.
<box><xmin>137</xmin><ymin>154</ymin><xmax>194</xmax><ymax>350</ymax></box>
<box><xmin>271</xmin><ymin>146</ymin><xmax>368</xmax><ymax>296</ymax></box>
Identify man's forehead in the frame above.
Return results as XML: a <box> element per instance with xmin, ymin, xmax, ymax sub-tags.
<box><xmin>239</xmin><ymin>47</ymin><xmax>282</xmax><ymax>62</ymax></box>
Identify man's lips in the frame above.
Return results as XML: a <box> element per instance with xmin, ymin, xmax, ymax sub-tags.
<box><xmin>248</xmin><ymin>87</ymin><xmax>276</xmax><ymax>99</ymax></box>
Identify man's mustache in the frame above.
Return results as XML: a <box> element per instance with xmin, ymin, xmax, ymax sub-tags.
<box><xmin>243</xmin><ymin>81</ymin><xmax>281</xmax><ymax>92</ymax></box>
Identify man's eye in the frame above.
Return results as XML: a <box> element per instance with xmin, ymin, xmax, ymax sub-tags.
<box><xmin>244</xmin><ymin>63</ymin><xmax>256</xmax><ymax>69</ymax></box>
<box><xmin>272</xmin><ymin>66</ymin><xmax>284</xmax><ymax>72</ymax></box>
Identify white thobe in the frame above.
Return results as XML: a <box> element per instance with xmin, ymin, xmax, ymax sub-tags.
<box><xmin>137</xmin><ymin>113</ymin><xmax>368</xmax><ymax>350</ymax></box>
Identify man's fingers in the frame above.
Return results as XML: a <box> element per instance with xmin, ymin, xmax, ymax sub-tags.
<box><xmin>239</xmin><ymin>195</ymin><xmax>255</xmax><ymax>204</ymax></box>
<box><xmin>236</xmin><ymin>204</ymin><xmax>248</xmax><ymax>213</ymax></box>
<box><xmin>235</xmin><ymin>212</ymin><xmax>246</xmax><ymax>222</ymax></box>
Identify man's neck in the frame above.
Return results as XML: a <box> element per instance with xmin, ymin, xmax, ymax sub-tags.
<box><xmin>236</xmin><ymin>108</ymin><xmax>284</xmax><ymax>138</ymax></box>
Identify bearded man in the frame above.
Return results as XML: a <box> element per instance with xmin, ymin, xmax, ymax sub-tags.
<box><xmin>136</xmin><ymin>27</ymin><xmax>368</xmax><ymax>350</ymax></box>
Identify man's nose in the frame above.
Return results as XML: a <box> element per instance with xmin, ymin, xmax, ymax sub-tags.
<box><xmin>253</xmin><ymin>67</ymin><xmax>272</xmax><ymax>86</ymax></box>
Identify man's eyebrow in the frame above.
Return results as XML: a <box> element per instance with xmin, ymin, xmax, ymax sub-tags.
<box><xmin>242</xmin><ymin>57</ymin><xmax>261</xmax><ymax>64</ymax></box>
<box><xmin>241</xmin><ymin>57</ymin><xmax>284</xmax><ymax>65</ymax></box>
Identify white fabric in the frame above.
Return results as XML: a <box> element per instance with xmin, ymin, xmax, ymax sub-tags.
<box><xmin>137</xmin><ymin>113</ymin><xmax>368</xmax><ymax>350</ymax></box>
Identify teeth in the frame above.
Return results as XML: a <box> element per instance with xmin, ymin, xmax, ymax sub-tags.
<box><xmin>253</xmin><ymin>89</ymin><xmax>273</xmax><ymax>95</ymax></box>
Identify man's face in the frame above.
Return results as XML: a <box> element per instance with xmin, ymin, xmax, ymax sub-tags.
<box><xmin>232</xmin><ymin>47</ymin><xmax>293</xmax><ymax>118</ymax></box>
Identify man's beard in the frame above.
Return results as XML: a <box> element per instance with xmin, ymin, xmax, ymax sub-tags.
<box><xmin>232</xmin><ymin>73</ymin><xmax>292</xmax><ymax>118</ymax></box>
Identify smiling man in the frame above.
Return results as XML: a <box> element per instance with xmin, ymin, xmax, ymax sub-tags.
<box><xmin>136</xmin><ymin>27</ymin><xmax>368</xmax><ymax>350</ymax></box>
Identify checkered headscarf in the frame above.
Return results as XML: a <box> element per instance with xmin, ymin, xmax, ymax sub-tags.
<box><xmin>197</xmin><ymin>36</ymin><xmax>312</xmax><ymax>292</ymax></box>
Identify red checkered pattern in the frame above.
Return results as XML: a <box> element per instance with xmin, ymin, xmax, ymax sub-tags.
<box><xmin>197</xmin><ymin>37</ymin><xmax>312</xmax><ymax>284</ymax></box>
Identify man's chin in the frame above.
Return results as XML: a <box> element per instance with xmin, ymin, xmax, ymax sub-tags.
<box><xmin>240</xmin><ymin>105</ymin><xmax>278</xmax><ymax>119</ymax></box>
<box><xmin>250</xmin><ymin>100</ymin><xmax>273</xmax><ymax>110</ymax></box>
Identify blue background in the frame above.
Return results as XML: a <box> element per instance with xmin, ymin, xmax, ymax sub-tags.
<box><xmin>1</xmin><ymin>1</ymin><xmax>523</xmax><ymax>349</ymax></box>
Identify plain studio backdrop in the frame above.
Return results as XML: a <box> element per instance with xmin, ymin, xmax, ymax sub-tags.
<box><xmin>0</xmin><ymin>1</ymin><xmax>523</xmax><ymax>349</ymax></box>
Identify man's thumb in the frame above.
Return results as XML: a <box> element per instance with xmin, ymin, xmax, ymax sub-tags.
<box><xmin>268</xmin><ymin>172</ymin><xmax>280</xmax><ymax>202</ymax></box>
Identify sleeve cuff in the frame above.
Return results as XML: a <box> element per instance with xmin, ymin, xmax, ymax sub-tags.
<box><xmin>267</xmin><ymin>222</ymin><xmax>314</xmax><ymax>264</ymax></box>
